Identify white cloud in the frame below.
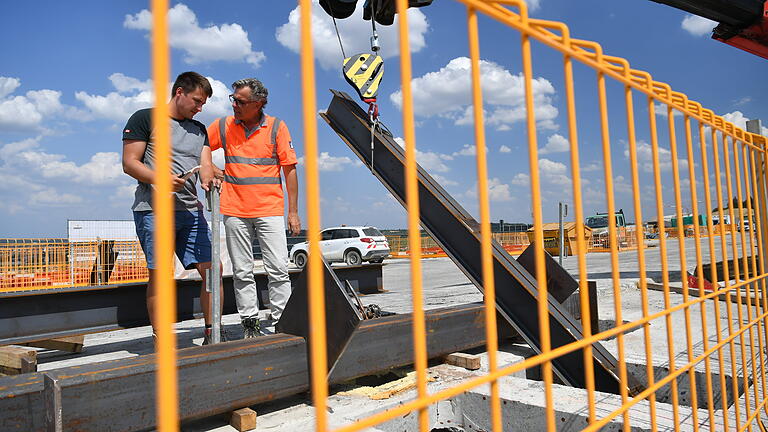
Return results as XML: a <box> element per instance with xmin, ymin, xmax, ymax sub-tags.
<box><xmin>512</xmin><ymin>173</ymin><xmax>530</xmax><ymax>186</ymax></box>
<box><xmin>453</xmin><ymin>144</ymin><xmax>476</xmax><ymax>157</ymax></box>
<box><xmin>0</xmin><ymin>77</ymin><xmax>68</xmax><ymax>132</ymax></box>
<box><xmin>75</xmin><ymin>74</ymin><xmax>230</xmax><ymax>125</ymax></box>
<box><xmin>681</xmin><ymin>14</ymin><xmax>716</xmax><ymax>37</ymax></box>
<box><xmin>394</xmin><ymin>137</ymin><xmax>453</xmax><ymax>172</ymax></box>
<box><xmin>0</xmin><ymin>136</ymin><xmax>136</xmax><ymax>214</ymax></box>
<box><xmin>733</xmin><ymin>96</ymin><xmax>751</xmax><ymax>107</ymax></box>
<box><xmin>196</xmin><ymin>78</ymin><xmax>232</xmax><ymax>124</ymax></box>
<box><xmin>539</xmin><ymin>133</ymin><xmax>569</xmax><ymax>154</ymax></box>
<box><xmin>0</xmin><ymin>136</ymin><xmax>122</xmax><ymax>185</ymax></box>
<box><xmin>0</xmin><ymin>137</ymin><xmax>41</xmax><ymax>161</ymax></box>
<box><xmin>276</xmin><ymin>0</ymin><xmax>429</xmax><ymax>70</ymax></box>
<box><xmin>526</xmin><ymin>0</ymin><xmax>542</xmax><ymax>11</ymax></box>
<box><xmin>539</xmin><ymin>158</ymin><xmax>571</xmax><ymax>185</ymax></box>
<box><xmin>654</xmin><ymin>103</ymin><xmax>681</xmax><ymax>118</ymax></box>
<box><xmin>124</xmin><ymin>3</ymin><xmax>265</xmax><ymax>67</ymax></box>
<box><xmin>109</xmin><ymin>73</ymin><xmax>152</xmax><ymax>93</ymax></box>
<box><xmin>499</xmin><ymin>145</ymin><xmax>512</xmax><ymax>153</ymax></box>
<box><xmin>0</xmin><ymin>77</ymin><xmax>21</xmax><ymax>99</ymax></box>
<box><xmin>466</xmin><ymin>178</ymin><xmax>512</xmax><ymax>202</ymax></box>
<box><xmin>722</xmin><ymin>110</ymin><xmax>768</xmax><ymax>136</ymax></box>
<box><xmin>582</xmin><ymin>161</ymin><xmax>602</xmax><ymax>172</ymax></box>
<box><xmin>75</xmin><ymin>74</ymin><xmax>153</xmax><ymax>122</ymax></box>
<box><xmin>431</xmin><ymin>174</ymin><xmax>458</xmax><ymax>187</ymax></box>
<box><xmin>623</xmin><ymin>140</ymin><xmax>688</xmax><ymax>173</ymax></box>
<box><xmin>416</xmin><ymin>150</ymin><xmax>453</xmax><ymax>172</ymax></box>
<box><xmin>29</xmin><ymin>189</ymin><xmax>83</xmax><ymax>206</ymax></box>
<box><xmin>298</xmin><ymin>152</ymin><xmax>354</xmax><ymax>171</ymax></box>
<box><xmin>613</xmin><ymin>175</ymin><xmax>632</xmax><ymax>195</ymax></box>
<box><xmin>390</xmin><ymin>57</ymin><xmax>558</xmax><ymax>131</ymax></box>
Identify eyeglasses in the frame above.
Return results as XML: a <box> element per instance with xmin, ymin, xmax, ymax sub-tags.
<box><xmin>229</xmin><ymin>94</ymin><xmax>259</xmax><ymax>107</ymax></box>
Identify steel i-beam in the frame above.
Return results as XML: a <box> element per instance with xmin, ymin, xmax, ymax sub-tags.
<box><xmin>0</xmin><ymin>303</ymin><xmax>488</xmax><ymax>432</ymax></box>
<box><xmin>0</xmin><ymin>265</ymin><xmax>382</xmax><ymax>346</ymax></box>
<box><xmin>320</xmin><ymin>90</ymin><xmax>642</xmax><ymax>395</ymax></box>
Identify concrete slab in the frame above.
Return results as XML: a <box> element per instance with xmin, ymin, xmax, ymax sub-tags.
<box><xmin>455</xmin><ymin>375</ymin><xmax>724</xmax><ymax>431</ymax></box>
<box><xmin>13</xmin><ymin>234</ymin><xmax>768</xmax><ymax>431</ymax></box>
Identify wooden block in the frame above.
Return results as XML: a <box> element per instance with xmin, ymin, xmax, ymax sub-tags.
<box><xmin>230</xmin><ymin>408</ymin><xmax>257</xmax><ymax>431</ymax></box>
<box><xmin>445</xmin><ymin>352</ymin><xmax>481</xmax><ymax>370</ymax></box>
<box><xmin>26</xmin><ymin>335</ymin><xmax>85</xmax><ymax>353</ymax></box>
<box><xmin>0</xmin><ymin>346</ymin><xmax>37</xmax><ymax>375</ymax></box>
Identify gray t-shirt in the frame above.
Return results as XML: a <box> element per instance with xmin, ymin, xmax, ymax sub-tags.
<box><xmin>122</xmin><ymin>108</ymin><xmax>209</xmax><ymax>211</ymax></box>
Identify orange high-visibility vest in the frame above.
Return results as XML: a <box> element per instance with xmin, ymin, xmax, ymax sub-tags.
<box><xmin>208</xmin><ymin>114</ymin><xmax>297</xmax><ymax>218</ymax></box>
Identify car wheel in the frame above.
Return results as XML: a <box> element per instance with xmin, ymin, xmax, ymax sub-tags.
<box><xmin>344</xmin><ymin>249</ymin><xmax>362</xmax><ymax>266</ymax></box>
<box><xmin>294</xmin><ymin>251</ymin><xmax>308</xmax><ymax>269</ymax></box>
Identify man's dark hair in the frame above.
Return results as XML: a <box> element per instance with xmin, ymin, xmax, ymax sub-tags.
<box><xmin>172</xmin><ymin>71</ymin><xmax>213</xmax><ymax>97</ymax></box>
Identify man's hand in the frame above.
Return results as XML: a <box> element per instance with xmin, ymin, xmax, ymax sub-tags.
<box><xmin>287</xmin><ymin>212</ymin><xmax>301</xmax><ymax>236</ymax></box>
<box><xmin>172</xmin><ymin>176</ymin><xmax>187</xmax><ymax>192</ymax></box>
<box><xmin>200</xmin><ymin>165</ymin><xmax>216</xmax><ymax>192</ymax></box>
<box><xmin>200</xmin><ymin>147</ymin><xmax>221</xmax><ymax>191</ymax></box>
<box><xmin>213</xmin><ymin>165</ymin><xmax>224</xmax><ymax>181</ymax></box>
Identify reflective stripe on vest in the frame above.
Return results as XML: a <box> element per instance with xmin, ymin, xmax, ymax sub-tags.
<box><xmin>218</xmin><ymin>116</ymin><xmax>283</xmax><ymax>183</ymax></box>
<box><xmin>223</xmin><ymin>175</ymin><xmax>282</xmax><ymax>185</ymax></box>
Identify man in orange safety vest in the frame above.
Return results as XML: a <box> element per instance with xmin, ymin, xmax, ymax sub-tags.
<box><xmin>208</xmin><ymin>78</ymin><xmax>300</xmax><ymax>338</ymax></box>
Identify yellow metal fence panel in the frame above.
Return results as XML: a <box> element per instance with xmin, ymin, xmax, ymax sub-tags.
<box><xmin>327</xmin><ymin>1</ymin><xmax>768</xmax><ymax>431</ymax></box>
<box><xmin>20</xmin><ymin>1</ymin><xmax>765</xmax><ymax>431</ymax></box>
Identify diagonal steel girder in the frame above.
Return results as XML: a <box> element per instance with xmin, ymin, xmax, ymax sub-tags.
<box><xmin>320</xmin><ymin>90</ymin><xmax>642</xmax><ymax>395</ymax></box>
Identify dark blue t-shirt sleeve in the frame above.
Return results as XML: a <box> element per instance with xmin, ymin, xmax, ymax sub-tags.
<box><xmin>122</xmin><ymin>109</ymin><xmax>152</xmax><ymax>141</ymax></box>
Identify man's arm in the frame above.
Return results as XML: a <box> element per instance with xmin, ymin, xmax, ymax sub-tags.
<box><xmin>205</xmin><ymin>121</ymin><xmax>226</xmax><ymax>182</ymax></box>
<box><xmin>199</xmin><ymin>146</ymin><xmax>219</xmax><ymax>191</ymax></box>
<box><xmin>282</xmin><ymin>164</ymin><xmax>301</xmax><ymax>236</ymax></box>
<box><xmin>122</xmin><ymin>139</ymin><xmax>185</xmax><ymax>192</ymax></box>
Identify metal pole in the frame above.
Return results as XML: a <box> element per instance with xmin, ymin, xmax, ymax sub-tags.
<box><xmin>205</xmin><ymin>188</ymin><xmax>222</xmax><ymax>344</ymax></box>
<box><xmin>558</xmin><ymin>202</ymin><xmax>564</xmax><ymax>265</ymax></box>
<box><xmin>69</xmin><ymin>242</ymin><xmax>74</xmax><ymax>286</ymax></box>
<box><xmin>96</xmin><ymin>237</ymin><xmax>102</xmax><ymax>285</ymax></box>
<box><xmin>211</xmin><ymin>186</ymin><xmax>221</xmax><ymax>344</ymax></box>
<box><xmin>747</xmin><ymin>119</ymin><xmax>768</xmax><ymax>279</ymax></box>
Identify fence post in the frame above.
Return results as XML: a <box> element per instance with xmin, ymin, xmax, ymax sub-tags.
<box><xmin>68</xmin><ymin>242</ymin><xmax>74</xmax><ymax>286</ymax></box>
<box><xmin>95</xmin><ymin>238</ymin><xmax>103</xmax><ymax>285</ymax></box>
<box><xmin>747</xmin><ymin>120</ymin><xmax>768</xmax><ymax>277</ymax></box>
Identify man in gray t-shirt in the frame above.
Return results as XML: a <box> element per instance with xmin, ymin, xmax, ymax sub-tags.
<box><xmin>121</xmin><ymin>71</ymin><xmax>224</xmax><ymax>345</ymax></box>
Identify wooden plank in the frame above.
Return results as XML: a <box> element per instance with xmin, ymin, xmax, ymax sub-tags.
<box><xmin>25</xmin><ymin>336</ymin><xmax>84</xmax><ymax>353</ymax></box>
<box><xmin>645</xmin><ymin>281</ymin><xmax>761</xmax><ymax>306</ymax></box>
<box><xmin>445</xmin><ymin>352</ymin><xmax>481</xmax><ymax>370</ymax></box>
<box><xmin>0</xmin><ymin>346</ymin><xmax>37</xmax><ymax>375</ymax></box>
<box><xmin>229</xmin><ymin>408</ymin><xmax>256</xmax><ymax>432</ymax></box>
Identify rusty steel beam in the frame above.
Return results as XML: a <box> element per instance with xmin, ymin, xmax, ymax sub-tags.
<box><xmin>320</xmin><ymin>90</ymin><xmax>642</xmax><ymax>395</ymax></box>
<box><xmin>0</xmin><ymin>264</ymin><xmax>383</xmax><ymax>346</ymax></box>
<box><xmin>0</xmin><ymin>303</ymin><xmax>488</xmax><ymax>432</ymax></box>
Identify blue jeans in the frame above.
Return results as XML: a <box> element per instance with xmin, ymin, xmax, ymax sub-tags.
<box><xmin>133</xmin><ymin>210</ymin><xmax>212</xmax><ymax>270</ymax></box>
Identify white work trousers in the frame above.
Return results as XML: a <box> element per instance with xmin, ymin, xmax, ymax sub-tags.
<box><xmin>224</xmin><ymin>215</ymin><xmax>291</xmax><ymax>321</ymax></box>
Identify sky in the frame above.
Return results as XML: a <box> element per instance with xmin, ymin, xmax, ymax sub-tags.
<box><xmin>1</xmin><ymin>0</ymin><xmax>767</xmax><ymax>237</ymax></box>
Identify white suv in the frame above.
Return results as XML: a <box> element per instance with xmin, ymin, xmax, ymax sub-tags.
<box><xmin>289</xmin><ymin>226</ymin><xmax>390</xmax><ymax>268</ymax></box>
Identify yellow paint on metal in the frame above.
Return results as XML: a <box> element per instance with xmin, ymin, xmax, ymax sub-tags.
<box><xmin>81</xmin><ymin>0</ymin><xmax>768</xmax><ymax>431</ymax></box>
<box><xmin>150</xmin><ymin>0</ymin><xmax>178</xmax><ymax>431</ymax></box>
<box><xmin>467</xmin><ymin>6</ymin><xmax>502</xmax><ymax>431</ymax></box>
<box><xmin>342</xmin><ymin>53</ymin><xmax>384</xmax><ymax>101</ymax></box>
<box><xmin>298</xmin><ymin>1</ymin><xmax>329</xmax><ymax>431</ymax></box>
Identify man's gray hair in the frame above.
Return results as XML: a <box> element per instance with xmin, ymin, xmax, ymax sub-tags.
<box><xmin>232</xmin><ymin>78</ymin><xmax>268</xmax><ymax>104</ymax></box>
